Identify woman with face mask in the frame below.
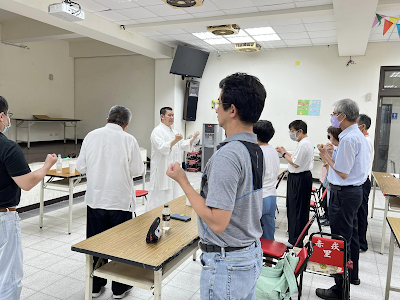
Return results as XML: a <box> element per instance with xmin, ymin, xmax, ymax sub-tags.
<box><xmin>276</xmin><ymin>120</ymin><xmax>314</xmax><ymax>247</ymax></box>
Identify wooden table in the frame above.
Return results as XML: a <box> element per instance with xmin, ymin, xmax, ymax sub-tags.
<box><xmin>385</xmin><ymin>217</ymin><xmax>400</xmax><ymax>299</ymax></box>
<box><xmin>72</xmin><ymin>194</ymin><xmax>199</xmax><ymax>300</ymax></box>
<box><xmin>39</xmin><ymin>167</ymin><xmax>86</xmax><ymax>234</ymax></box>
<box><xmin>12</xmin><ymin>117</ymin><xmax>81</xmax><ymax>148</ymax></box>
<box><xmin>371</xmin><ymin>172</ymin><xmax>400</xmax><ymax>254</ymax></box>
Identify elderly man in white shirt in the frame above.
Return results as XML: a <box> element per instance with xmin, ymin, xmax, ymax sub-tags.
<box><xmin>146</xmin><ymin>107</ymin><xmax>199</xmax><ymax>212</ymax></box>
<box><xmin>76</xmin><ymin>105</ymin><xmax>144</xmax><ymax>299</ymax></box>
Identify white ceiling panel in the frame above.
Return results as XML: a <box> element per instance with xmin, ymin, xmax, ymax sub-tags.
<box><xmin>279</xmin><ymin>32</ymin><xmax>310</xmax><ymax>39</ymax></box>
<box><xmin>211</xmin><ymin>0</ymin><xmax>255</xmax><ymax>10</ymax></box>
<box><xmin>138</xmin><ymin>31</ymin><xmax>163</xmax><ymax>36</ymax></box>
<box><xmin>136</xmin><ymin>17</ymin><xmax>166</xmax><ymax>23</ymax></box>
<box><xmin>260</xmin><ymin>40</ymin><xmax>287</xmax><ymax>47</ymax></box>
<box><xmin>224</xmin><ymin>7</ymin><xmax>259</xmax><ymax>15</ymax></box>
<box><xmin>145</xmin><ymin>4</ymin><xmax>190</xmax><ymax>16</ymax></box>
<box><xmin>252</xmin><ymin>0</ymin><xmax>295</xmax><ymax>5</ymax></box>
<box><xmin>295</xmin><ymin>0</ymin><xmax>332</xmax><ymax>8</ymax></box>
<box><xmin>184</xmin><ymin>27</ymin><xmax>209</xmax><ymax>33</ymax></box>
<box><xmin>284</xmin><ymin>38</ymin><xmax>312</xmax><ymax>45</ymax></box>
<box><xmin>258</xmin><ymin>3</ymin><xmax>296</xmax><ymax>11</ymax></box>
<box><xmin>94</xmin><ymin>0</ymin><xmax>139</xmax><ymax>10</ymax></box>
<box><xmin>370</xmin><ymin>25</ymin><xmax>394</xmax><ymax>34</ymax></box>
<box><xmin>159</xmin><ymin>28</ymin><xmax>187</xmax><ymax>35</ymax></box>
<box><xmin>94</xmin><ymin>10</ymin><xmax>130</xmax><ymax>21</ymax></box>
<box><xmin>117</xmin><ymin>7</ymin><xmax>158</xmax><ymax>19</ymax></box>
<box><xmin>213</xmin><ymin>44</ymin><xmax>236</xmax><ymax>51</ymax></box>
<box><xmin>308</xmin><ymin>30</ymin><xmax>336</xmax><ymax>38</ymax></box>
<box><xmin>302</xmin><ymin>15</ymin><xmax>335</xmax><ymax>23</ymax></box>
<box><xmin>167</xmin><ymin>33</ymin><xmax>199</xmax><ymax>41</ymax></box>
<box><xmin>116</xmin><ymin>19</ymin><xmax>138</xmax><ymax>25</ymax></box>
<box><xmin>311</xmin><ymin>37</ymin><xmax>337</xmax><ymax>44</ymax></box>
<box><xmin>269</xmin><ymin>18</ymin><xmax>303</xmax><ymax>26</ymax></box>
<box><xmin>182</xmin><ymin>1</ymin><xmax>220</xmax><ymax>13</ymax></box>
<box><xmin>164</xmin><ymin>14</ymin><xmax>195</xmax><ymax>21</ymax></box>
<box><xmin>77</xmin><ymin>0</ymin><xmax>108</xmax><ymax>12</ymax></box>
<box><xmin>369</xmin><ymin>33</ymin><xmax>389</xmax><ymax>41</ymax></box>
<box><xmin>273</xmin><ymin>24</ymin><xmax>307</xmax><ymax>33</ymax></box>
<box><xmin>390</xmin><ymin>32</ymin><xmax>400</xmax><ymax>40</ymax></box>
<box><xmin>304</xmin><ymin>21</ymin><xmax>335</xmax><ymax>31</ymax></box>
<box><xmin>133</xmin><ymin>0</ymin><xmax>161</xmax><ymax>5</ymax></box>
<box><xmin>149</xmin><ymin>35</ymin><xmax>176</xmax><ymax>42</ymax></box>
<box><xmin>191</xmin><ymin>11</ymin><xmax>226</xmax><ymax>18</ymax></box>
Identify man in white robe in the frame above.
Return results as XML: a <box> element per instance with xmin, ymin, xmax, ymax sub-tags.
<box><xmin>147</xmin><ymin>107</ymin><xmax>199</xmax><ymax>212</ymax></box>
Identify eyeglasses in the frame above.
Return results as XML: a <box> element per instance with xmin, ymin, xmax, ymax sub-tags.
<box><xmin>330</xmin><ymin>112</ymin><xmax>341</xmax><ymax>117</ymax></box>
<box><xmin>7</xmin><ymin>112</ymin><xmax>13</xmax><ymax>118</ymax></box>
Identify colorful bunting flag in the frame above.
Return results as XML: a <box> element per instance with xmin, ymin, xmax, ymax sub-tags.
<box><xmin>372</xmin><ymin>15</ymin><xmax>379</xmax><ymax>28</ymax></box>
<box><xmin>383</xmin><ymin>19</ymin><xmax>394</xmax><ymax>35</ymax></box>
<box><xmin>397</xmin><ymin>24</ymin><xmax>400</xmax><ymax>38</ymax></box>
<box><xmin>376</xmin><ymin>14</ymin><xmax>383</xmax><ymax>26</ymax></box>
<box><xmin>389</xmin><ymin>16</ymin><xmax>400</xmax><ymax>24</ymax></box>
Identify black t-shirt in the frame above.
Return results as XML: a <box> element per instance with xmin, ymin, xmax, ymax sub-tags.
<box><xmin>0</xmin><ymin>133</ymin><xmax>31</xmax><ymax>208</ymax></box>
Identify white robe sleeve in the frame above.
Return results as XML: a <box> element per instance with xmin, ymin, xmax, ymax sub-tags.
<box><xmin>76</xmin><ymin>141</ymin><xmax>87</xmax><ymax>174</ymax></box>
<box><xmin>130</xmin><ymin>139</ymin><xmax>145</xmax><ymax>178</ymax></box>
<box><xmin>152</xmin><ymin>130</ymin><xmax>172</xmax><ymax>156</ymax></box>
<box><xmin>180</xmin><ymin>138</ymin><xmax>192</xmax><ymax>152</ymax></box>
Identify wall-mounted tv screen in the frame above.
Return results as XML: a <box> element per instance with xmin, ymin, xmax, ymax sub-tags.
<box><xmin>170</xmin><ymin>45</ymin><xmax>210</xmax><ymax>78</ymax></box>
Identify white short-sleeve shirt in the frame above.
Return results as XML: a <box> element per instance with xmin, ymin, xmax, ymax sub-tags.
<box><xmin>288</xmin><ymin>137</ymin><xmax>314</xmax><ymax>173</ymax></box>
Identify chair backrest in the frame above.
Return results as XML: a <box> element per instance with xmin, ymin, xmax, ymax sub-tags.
<box><xmin>276</xmin><ymin>170</ymin><xmax>287</xmax><ymax>189</ymax></box>
<box><xmin>294</xmin><ymin>247</ymin><xmax>308</xmax><ymax>274</ymax></box>
<box><xmin>321</xmin><ymin>189</ymin><xmax>327</xmax><ymax>200</ymax></box>
<box><xmin>309</xmin><ymin>235</ymin><xmax>345</xmax><ymax>268</ymax></box>
<box><xmin>294</xmin><ymin>215</ymin><xmax>315</xmax><ymax>247</ymax></box>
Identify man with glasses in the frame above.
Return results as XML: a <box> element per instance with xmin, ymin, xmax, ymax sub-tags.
<box><xmin>0</xmin><ymin>96</ymin><xmax>57</xmax><ymax>300</ymax></box>
<box><xmin>316</xmin><ymin>99</ymin><xmax>369</xmax><ymax>299</ymax></box>
<box><xmin>276</xmin><ymin>120</ymin><xmax>314</xmax><ymax>247</ymax></box>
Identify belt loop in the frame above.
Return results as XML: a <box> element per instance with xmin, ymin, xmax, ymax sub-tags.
<box><xmin>221</xmin><ymin>247</ymin><xmax>226</xmax><ymax>258</ymax></box>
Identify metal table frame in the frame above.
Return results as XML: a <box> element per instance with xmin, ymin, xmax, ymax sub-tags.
<box><xmin>385</xmin><ymin>217</ymin><xmax>400</xmax><ymax>300</ymax></box>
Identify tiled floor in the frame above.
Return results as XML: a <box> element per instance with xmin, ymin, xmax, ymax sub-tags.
<box><xmin>17</xmin><ymin>173</ymin><xmax>400</xmax><ymax>300</ymax></box>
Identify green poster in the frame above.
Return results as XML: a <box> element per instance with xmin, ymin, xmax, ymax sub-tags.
<box><xmin>297</xmin><ymin>100</ymin><xmax>309</xmax><ymax>115</ymax></box>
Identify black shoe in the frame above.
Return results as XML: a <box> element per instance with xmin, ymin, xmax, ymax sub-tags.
<box><xmin>351</xmin><ymin>278</ymin><xmax>360</xmax><ymax>285</ymax></box>
<box><xmin>316</xmin><ymin>288</ymin><xmax>341</xmax><ymax>300</ymax></box>
<box><xmin>360</xmin><ymin>248</ymin><xmax>368</xmax><ymax>253</ymax></box>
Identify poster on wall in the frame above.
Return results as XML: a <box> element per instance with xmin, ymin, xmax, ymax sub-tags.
<box><xmin>297</xmin><ymin>100</ymin><xmax>321</xmax><ymax>116</ymax></box>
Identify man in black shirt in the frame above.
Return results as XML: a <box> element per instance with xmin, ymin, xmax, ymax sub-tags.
<box><xmin>0</xmin><ymin>96</ymin><xmax>57</xmax><ymax>300</ymax></box>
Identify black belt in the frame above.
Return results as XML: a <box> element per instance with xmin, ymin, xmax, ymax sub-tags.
<box><xmin>199</xmin><ymin>242</ymin><xmax>253</xmax><ymax>253</ymax></box>
<box><xmin>329</xmin><ymin>183</ymin><xmax>361</xmax><ymax>190</ymax></box>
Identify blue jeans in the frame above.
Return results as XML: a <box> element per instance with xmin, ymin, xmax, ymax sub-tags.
<box><xmin>0</xmin><ymin>211</ymin><xmax>23</xmax><ymax>300</ymax></box>
<box><xmin>261</xmin><ymin>196</ymin><xmax>277</xmax><ymax>240</ymax></box>
<box><xmin>200</xmin><ymin>240</ymin><xmax>263</xmax><ymax>300</ymax></box>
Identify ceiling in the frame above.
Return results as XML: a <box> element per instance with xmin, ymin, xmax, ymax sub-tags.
<box><xmin>71</xmin><ymin>0</ymin><xmax>400</xmax><ymax>53</ymax></box>
<box><xmin>0</xmin><ymin>8</ymin><xmax>22</xmax><ymax>22</ymax></box>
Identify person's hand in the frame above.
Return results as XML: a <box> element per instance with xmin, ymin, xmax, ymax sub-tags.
<box><xmin>175</xmin><ymin>133</ymin><xmax>183</xmax><ymax>142</ymax></box>
<box><xmin>166</xmin><ymin>162</ymin><xmax>187</xmax><ymax>184</ymax></box>
<box><xmin>45</xmin><ymin>154</ymin><xmax>58</xmax><ymax>167</ymax></box>
<box><xmin>326</xmin><ymin>143</ymin><xmax>334</xmax><ymax>157</ymax></box>
<box><xmin>193</xmin><ymin>131</ymin><xmax>200</xmax><ymax>138</ymax></box>
<box><xmin>275</xmin><ymin>146</ymin><xmax>283</xmax><ymax>154</ymax></box>
<box><xmin>317</xmin><ymin>144</ymin><xmax>327</xmax><ymax>156</ymax></box>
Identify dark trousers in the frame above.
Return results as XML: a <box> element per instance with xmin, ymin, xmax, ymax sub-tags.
<box><xmin>87</xmin><ymin>206</ymin><xmax>133</xmax><ymax>295</ymax></box>
<box><xmin>358</xmin><ymin>178</ymin><xmax>371</xmax><ymax>251</ymax></box>
<box><xmin>287</xmin><ymin>171</ymin><xmax>312</xmax><ymax>246</ymax></box>
<box><xmin>329</xmin><ymin>186</ymin><xmax>362</xmax><ymax>296</ymax></box>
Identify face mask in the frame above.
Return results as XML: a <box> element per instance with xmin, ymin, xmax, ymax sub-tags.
<box><xmin>2</xmin><ymin>115</ymin><xmax>11</xmax><ymax>133</ymax></box>
<box><xmin>289</xmin><ymin>131</ymin><xmax>298</xmax><ymax>141</ymax></box>
<box><xmin>330</xmin><ymin>114</ymin><xmax>342</xmax><ymax>129</ymax></box>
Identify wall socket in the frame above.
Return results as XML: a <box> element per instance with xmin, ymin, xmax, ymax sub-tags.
<box><xmin>49</xmin><ymin>133</ymin><xmax>53</xmax><ymax>137</ymax></box>
<box><xmin>55</xmin><ymin>133</ymin><xmax>59</xmax><ymax>136</ymax></box>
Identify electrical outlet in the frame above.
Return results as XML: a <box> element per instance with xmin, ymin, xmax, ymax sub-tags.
<box><xmin>50</xmin><ymin>133</ymin><xmax>53</xmax><ymax>136</ymax></box>
<box><xmin>55</xmin><ymin>133</ymin><xmax>59</xmax><ymax>136</ymax></box>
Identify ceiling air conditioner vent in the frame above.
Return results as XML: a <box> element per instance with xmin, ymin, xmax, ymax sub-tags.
<box><xmin>235</xmin><ymin>42</ymin><xmax>262</xmax><ymax>53</ymax></box>
<box><xmin>207</xmin><ymin>24</ymin><xmax>240</xmax><ymax>36</ymax></box>
<box><xmin>162</xmin><ymin>0</ymin><xmax>204</xmax><ymax>8</ymax></box>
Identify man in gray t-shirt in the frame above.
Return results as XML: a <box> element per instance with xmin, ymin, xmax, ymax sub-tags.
<box><xmin>167</xmin><ymin>72</ymin><xmax>266</xmax><ymax>300</ymax></box>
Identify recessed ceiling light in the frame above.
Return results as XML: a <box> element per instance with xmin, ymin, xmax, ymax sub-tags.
<box><xmin>253</xmin><ymin>34</ymin><xmax>281</xmax><ymax>41</ymax></box>
<box><xmin>244</xmin><ymin>27</ymin><xmax>275</xmax><ymax>36</ymax></box>
<box><xmin>192</xmin><ymin>32</ymin><xmax>217</xmax><ymax>39</ymax></box>
<box><xmin>227</xmin><ymin>36</ymin><xmax>255</xmax><ymax>43</ymax></box>
<box><xmin>204</xmin><ymin>38</ymin><xmax>231</xmax><ymax>45</ymax></box>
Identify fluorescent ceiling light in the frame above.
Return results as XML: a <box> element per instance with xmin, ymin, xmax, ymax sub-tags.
<box><xmin>192</xmin><ymin>32</ymin><xmax>217</xmax><ymax>39</ymax></box>
<box><xmin>227</xmin><ymin>36</ymin><xmax>254</xmax><ymax>43</ymax></box>
<box><xmin>204</xmin><ymin>38</ymin><xmax>230</xmax><ymax>45</ymax></box>
<box><xmin>390</xmin><ymin>72</ymin><xmax>400</xmax><ymax>78</ymax></box>
<box><xmin>244</xmin><ymin>27</ymin><xmax>275</xmax><ymax>35</ymax></box>
<box><xmin>254</xmin><ymin>34</ymin><xmax>281</xmax><ymax>41</ymax></box>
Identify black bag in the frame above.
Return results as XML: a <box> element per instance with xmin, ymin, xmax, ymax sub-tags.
<box><xmin>146</xmin><ymin>217</ymin><xmax>162</xmax><ymax>244</ymax></box>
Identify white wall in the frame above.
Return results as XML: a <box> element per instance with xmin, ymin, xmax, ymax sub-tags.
<box><xmin>0</xmin><ymin>40</ymin><xmax>74</xmax><ymax>142</ymax></box>
<box><xmin>74</xmin><ymin>55</ymin><xmax>155</xmax><ymax>152</ymax></box>
<box><xmin>155</xmin><ymin>42</ymin><xmax>400</xmax><ymax>153</ymax></box>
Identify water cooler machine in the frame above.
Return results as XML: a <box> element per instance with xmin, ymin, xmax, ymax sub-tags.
<box><xmin>201</xmin><ymin>124</ymin><xmax>223</xmax><ymax>171</ymax></box>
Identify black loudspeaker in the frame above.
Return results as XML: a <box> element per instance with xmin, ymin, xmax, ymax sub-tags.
<box><xmin>183</xmin><ymin>80</ymin><xmax>200</xmax><ymax>121</ymax></box>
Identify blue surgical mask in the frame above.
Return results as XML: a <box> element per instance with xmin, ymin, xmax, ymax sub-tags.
<box><xmin>289</xmin><ymin>131</ymin><xmax>298</xmax><ymax>141</ymax></box>
<box><xmin>2</xmin><ymin>115</ymin><xmax>11</xmax><ymax>133</ymax></box>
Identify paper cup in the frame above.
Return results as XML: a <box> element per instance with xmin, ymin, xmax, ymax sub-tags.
<box><xmin>69</xmin><ymin>162</ymin><xmax>76</xmax><ymax>174</ymax></box>
<box><xmin>186</xmin><ymin>183</ymin><xmax>195</xmax><ymax>206</ymax></box>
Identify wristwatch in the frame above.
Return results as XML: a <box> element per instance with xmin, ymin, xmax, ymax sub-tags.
<box><xmin>282</xmin><ymin>153</ymin><xmax>287</xmax><ymax>158</ymax></box>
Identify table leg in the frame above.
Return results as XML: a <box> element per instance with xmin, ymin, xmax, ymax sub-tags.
<box><xmin>85</xmin><ymin>255</ymin><xmax>93</xmax><ymax>300</ymax></box>
<box><xmin>193</xmin><ymin>251</ymin><xmax>197</xmax><ymax>261</ymax></box>
<box><xmin>68</xmin><ymin>178</ymin><xmax>73</xmax><ymax>234</ymax></box>
<box><xmin>39</xmin><ymin>178</ymin><xmax>44</xmax><ymax>228</ymax></box>
<box><xmin>27</xmin><ymin>121</ymin><xmax>31</xmax><ymax>149</ymax></box>
<box><xmin>385</xmin><ymin>233</ymin><xmax>395</xmax><ymax>300</ymax></box>
<box><xmin>142</xmin><ymin>163</ymin><xmax>146</xmax><ymax>190</ymax></box>
<box><xmin>153</xmin><ymin>269</ymin><xmax>162</xmax><ymax>300</ymax></box>
<box><xmin>371</xmin><ymin>177</ymin><xmax>377</xmax><ymax>218</ymax></box>
<box><xmin>381</xmin><ymin>195</ymin><xmax>389</xmax><ymax>254</ymax></box>
<box><xmin>63</xmin><ymin>122</ymin><xmax>66</xmax><ymax>144</ymax></box>
<box><xmin>74</xmin><ymin>122</ymin><xmax>77</xmax><ymax>144</ymax></box>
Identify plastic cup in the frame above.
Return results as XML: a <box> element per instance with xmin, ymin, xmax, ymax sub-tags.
<box><xmin>186</xmin><ymin>183</ymin><xmax>195</xmax><ymax>206</ymax></box>
<box><xmin>69</xmin><ymin>161</ymin><xmax>76</xmax><ymax>174</ymax></box>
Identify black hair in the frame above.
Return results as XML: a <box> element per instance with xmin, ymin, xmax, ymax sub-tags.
<box><xmin>358</xmin><ymin>114</ymin><xmax>371</xmax><ymax>130</ymax></box>
<box><xmin>253</xmin><ymin>120</ymin><xmax>275</xmax><ymax>143</ymax></box>
<box><xmin>289</xmin><ymin>120</ymin><xmax>307</xmax><ymax>134</ymax></box>
<box><xmin>327</xmin><ymin>126</ymin><xmax>342</xmax><ymax>141</ymax></box>
<box><xmin>160</xmin><ymin>107</ymin><xmax>173</xmax><ymax>115</ymax></box>
<box><xmin>219</xmin><ymin>72</ymin><xmax>266</xmax><ymax>124</ymax></box>
<box><xmin>0</xmin><ymin>96</ymin><xmax>8</xmax><ymax>114</ymax></box>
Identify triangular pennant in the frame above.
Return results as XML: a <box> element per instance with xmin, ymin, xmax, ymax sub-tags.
<box><xmin>397</xmin><ymin>24</ymin><xmax>400</xmax><ymax>38</ymax></box>
<box><xmin>383</xmin><ymin>19</ymin><xmax>394</xmax><ymax>35</ymax></box>
<box><xmin>372</xmin><ymin>16</ymin><xmax>379</xmax><ymax>28</ymax></box>
<box><xmin>389</xmin><ymin>16</ymin><xmax>399</xmax><ymax>24</ymax></box>
<box><xmin>376</xmin><ymin>13</ymin><xmax>383</xmax><ymax>26</ymax></box>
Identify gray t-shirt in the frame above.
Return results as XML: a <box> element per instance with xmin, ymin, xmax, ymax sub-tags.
<box><xmin>198</xmin><ymin>132</ymin><xmax>264</xmax><ymax>247</ymax></box>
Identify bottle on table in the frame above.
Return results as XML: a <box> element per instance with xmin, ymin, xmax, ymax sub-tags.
<box><xmin>162</xmin><ymin>204</ymin><xmax>171</xmax><ymax>231</ymax></box>
<box><xmin>56</xmin><ymin>154</ymin><xmax>62</xmax><ymax>174</ymax></box>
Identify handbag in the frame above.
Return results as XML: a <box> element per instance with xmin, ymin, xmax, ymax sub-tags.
<box><xmin>255</xmin><ymin>250</ymin><xmax>299</xmax><ymax>300</ymax></box>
